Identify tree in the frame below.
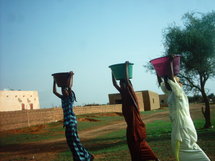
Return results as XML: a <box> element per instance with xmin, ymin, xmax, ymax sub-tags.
<box><xmin>163</xmin><ymin>11</ymin><xmax>215</xmax><ymax>128</ymax></box>
<box><xmin>208</xmin><ymin>93</ymin><xmax>215</xmax><ymax>103</ymax></box>
<box><xmin>188</xmin><ymin>95</ymin><xmax>203</xmax><ymax>103</ymax></box>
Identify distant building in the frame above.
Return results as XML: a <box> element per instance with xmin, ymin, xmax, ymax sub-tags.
<box><xmin>159</xmin><ymin>94</ymin><xmax>168</xmax><ymax>107</ymax></box>
<box><xmin>108</xmin><ymin>90</ymin><xmax>160</xmax><ymax>111</ymax></box>
<box><xmin>109</xmin><ymin>92</ymin><xmax>145</xmax><ymax>111</ymax></box>
<box><xmin>142</xmin><ymin>90</ymin><xmax>160</xmax><ymax>111</ymax></box>
<box><xmin>0</xmin><ymin>90</ymin><xmax>40</xmax><ymax>111</ymax></box>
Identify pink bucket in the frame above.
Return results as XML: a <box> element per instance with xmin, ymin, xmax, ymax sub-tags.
<box><xmin>150</xmin><ymin>55</ymin><xmax>181</xmax><ymax>77</ymax></box>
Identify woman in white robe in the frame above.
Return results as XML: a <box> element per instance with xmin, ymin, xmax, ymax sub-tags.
<box><xmin>159</xmin><ymin>76</ymin><xmax>211</xmax><ymax>161</ymax></box>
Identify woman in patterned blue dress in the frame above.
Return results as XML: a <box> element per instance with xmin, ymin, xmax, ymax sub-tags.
<box><xmin>53</xmin><ymin>71</ymin><xmax>94</xmax><ymax>161</ymax></box>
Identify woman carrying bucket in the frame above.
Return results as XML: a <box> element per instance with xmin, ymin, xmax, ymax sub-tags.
<box><xmin>110</xmin><ymin>61</ymin><xmax>159</xmax><ymax>161</ymax></box>
<box><xmin>52</xmin><ymin>71</ymin><xmax>94</xmax><ymax>161</ymax></box>
<box><xmin>151</xmin><ymin>56</ymin><xmax>211</xmax><ymax>161</ymax></box>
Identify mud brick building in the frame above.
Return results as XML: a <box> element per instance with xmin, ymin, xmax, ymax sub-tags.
<box><xmin>159</xmin><ymin>94</ymin><xmax>168</xmax><ymax>107</ymax></box>
<box><xmin>142</xmin><ymin>90</ymin><xmax>160</xmax><ymax>111</ymax></box>
<box><xmin>0</xmin><ymin>90</ymin><xmax>40</xmax><ymax>111</ymax></box>
<box><xmin>108</xmin><ymin>90</ymin><xmax>160</xmax><ymax>111</ymax></box>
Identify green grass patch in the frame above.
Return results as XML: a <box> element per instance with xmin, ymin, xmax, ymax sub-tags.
<box><xmin>0</xmin><ymin>122</ymin><xmax>64</xmax><ymax>146</ymax></box>
<box><xmin>146</xmin><ymin>120</ymin><xmax>171</xmax><ymax>138</ymax></box>
<box><xmin>56</xmin><ymin>118</ymin><xmax>215</xmax><ymax>161</ymax></box>
<box><xmin>77</xmin><ymin>113</ymin><xmax>124</xmax><ymax>131</ymax></box>
<box><xmin>54</xmin><ymin>151</ymin><xmax>73</xmax><ymax>161</ymax></box>
<box><xmin>140</xmin><ymin>108</ymin><xmax>167</xmax><ymax>115</ymax></box>
<box><xmin>0</xmin><ymin>113</ymin><xmax>124</xmax><ymax>146</ymax></box>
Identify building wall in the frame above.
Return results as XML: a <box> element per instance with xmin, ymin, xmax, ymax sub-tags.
<box><xmin>0</xmin><ymin>91</ymin><xmax>40</xmax><ymax>111</ymax></box>
<box><xmin>142</xmin><ymin>91</ymin><xmax>150</xmax><ymax>110</ymax></box>
<box><xmin>0</xmin><ymin>104</ymin><xmax>122</xmax><ymax>131</ymax></box>
<box><xmin>135</xmin><ymin>92</ymin><xmax>144</xmax><ymax>111</ymax></box>
<box><xmin>159</xmin><ymin>94</ymin><xmax>168</xmax><ymax>107</ymax></box>
<box><xmin>108</xmin><ymin>93</ymin><xmax>122</xmax><ymax>104</ymax></box>
<box><xmin>109</xmin><ymin>90</ymin><xmax>161</xmax><ymax>111</ymax></box>
<box><xmin>148</xmin><ymin>91</ymin><xmax>160</xmax><ymax>110</ymax></box>
<box><xmin>108</xmin><ymin>92</ymin><xmax>144</xmax><ymax>111</ymax></box>
<box><xmin>142</xmin><ymin>91</ymin><xmax>160</xmax><ymax>111</ymax></box>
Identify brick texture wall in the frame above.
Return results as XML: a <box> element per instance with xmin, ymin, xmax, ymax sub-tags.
<box><xmin>0</xmin><ymin>104</ymin><xmax>122</xmax><ymax>131</ymax></box>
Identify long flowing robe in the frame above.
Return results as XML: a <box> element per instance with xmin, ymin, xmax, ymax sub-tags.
<box><xmin>62</xmin><ymin>92</ymin><xmax>93</xmax><ymax>161</ymax></box>
<box><xmin>161</xmin><ymin>79</ymin><xmax>211</xmax><ymax>161</ymax></box>
<box><xmin>120</xmin><ymin>83</ymin><xmax>158</xmax><ymax>161</ymax></box>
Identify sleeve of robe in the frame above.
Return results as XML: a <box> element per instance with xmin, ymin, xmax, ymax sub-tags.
<box><xmin>167</xmin><ymin>79</ymin><xmax>183</xmax><ymax>98</ymax></box>
<box><xmin>167</xmin><ymin>79</ymin><xmax>184</xmax><ymax>142</ymax></box>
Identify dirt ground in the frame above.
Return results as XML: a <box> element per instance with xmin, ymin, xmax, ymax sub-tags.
<box><xmin>0</xmin><ymin>104</ymin><xmax>214</xmax><ymax>161</ymax></box>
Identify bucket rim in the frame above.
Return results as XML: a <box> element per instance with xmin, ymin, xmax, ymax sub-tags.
<box><xmin>52</xmin><ymin>72</ymin><xmax>69</xmax><ymax>76</ymax></box>
<box><xmin>149</xmin><ymin>55</ymin><xmax>181</xmax><ymax>63</ymax></box>
<box><xmin>109</xmin><ymin>62</ymin><xmax>134</xmax><ymax>68</ymax></box>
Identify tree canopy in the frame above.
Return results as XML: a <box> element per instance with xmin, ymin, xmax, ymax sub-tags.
<box><xmin>163</xmin><ymin>11</ymin><xmax>215</xmax><ymax>93</ymax></box>
<box><xmin>161</xmin><ymin>11</ymin><xmax>215</xmax><ymax>128</ymax></box>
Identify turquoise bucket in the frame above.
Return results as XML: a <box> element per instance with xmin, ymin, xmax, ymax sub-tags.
<box><xmin>109</xmin><ymin>62</ymin><xmax>134</xmax><ymax>80</ymax></box>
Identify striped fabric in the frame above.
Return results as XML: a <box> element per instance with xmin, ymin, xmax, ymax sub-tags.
<box><xmin>66</xmin><ymin>125</ymin><xmax>93</xmax><ymax>161</ymax></box>
<box><xmin>61</xmin><ymin>91</ymin><xmax>93</xmax><ymax>161</ymax></box>
<box><xmin>61</xmin><ymin>92</ymin><xmax>77</xmax><ymax>126</ymax></box>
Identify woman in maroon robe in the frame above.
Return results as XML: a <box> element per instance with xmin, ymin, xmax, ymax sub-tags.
<box><xmin>112</xmin><ymin>61</ymin><xmax>159</xmax><ymax>161</ymax></box>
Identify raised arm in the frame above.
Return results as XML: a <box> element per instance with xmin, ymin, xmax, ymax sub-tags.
<box><xmin>162</xmin><ymin>55</ymin><xmax>175</xmax><ymax>91</ymax></box>
<box><xmin>53</xmin><ymin>79</ymin><xmax>63</xmax><ymax>98</ymax></box>
<box><xmin>124</xmin><ymin>61</ymin><xmax>139</xmax><ymax>109</ymax></box>
<box><xmin>169</xmin><ymin>55</ymin><xmax>175</xmax><ymax>82</ymax></box>
<box><xmin>167</xmin><ymin>79</ymin><xmax>183</xmax><ymax>98</ymax></box>
<box><xmin>112</xmin><ymin>73</ymin><xmax>121</xmax><ymax>92</ymax></box>
<box><xmin>125</xmin><ymin>61</ymin><xmax>130</xmax><ymax>85</ymax></box>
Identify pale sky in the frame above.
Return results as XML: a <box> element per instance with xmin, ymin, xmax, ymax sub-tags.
<box><xmin>0</xmin><ymin>0</ymin><xmax>215</xmax><ymax>108</ymax></box>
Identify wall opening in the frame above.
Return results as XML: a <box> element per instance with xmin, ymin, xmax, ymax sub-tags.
<box><xmin>22</xmin><ymin>104</ymin><xmax>25</xmax><ymax>110</ymax></box>
<box><xmin>30</xmin><ymin>104</ymin><xmax>33</xmax><ymax>110</ymax></box>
